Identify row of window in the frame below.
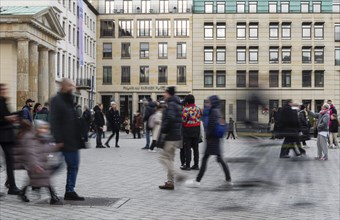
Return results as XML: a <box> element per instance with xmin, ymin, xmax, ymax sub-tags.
<box><xmin>204</xmin><ymin>22</ymin><xmax>330</xmax><ymax>40</ymax></box>
<box><xmin>102</xmin><ymin>65</ymin><xmax>187</xmax><ymax>85</ymax></box>
<box><xmin>202</xmin><ymin>70</ymin><xmax>325</xmax><ymax>88</ymax></box>
<box><xmin>103</xmin><ymin>42</ymin><xmax>187</xmax><ymax>59</ymax></box>
<box><xmin>100</xmin><ymin>19</ymin><xmax>190</xmax><ymax>38</ymax></box>
<box><xmin>105</xmin><ymin>0</ymin><xmax>190</xmax><ymax>14</ymax></box>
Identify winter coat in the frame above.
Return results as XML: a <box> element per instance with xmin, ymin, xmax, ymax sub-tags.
<box><xmin>135</xmin><ymin>115</ymin><xmax>143</xmax><ymax>128</ymax></box>
<box><xmin>143</xmin><ymin>101</ymin><xmax>157</xmax><ymax>129</ymax></box>
<box><xmin>161</xmin><ymin>96</ymin><xmax>182</xmax><ymax>141</ymax></box>
<box><xmin>82</xmin><ymin>109</ymin><xmax>92</xmax><ymax>126</ymax></box>
<box><xmin>152</xmin><ymin>110</ymin><xmax>163</xmax><ymax>140</ymax></box>
<box><xmin>0</xmin><ymin>97</ymin><xmax>15</xmax><ymax>143</ymax></box>
<box><xmin>205</xmin><ymin>95</ymin><xmax>222</xmax><ymax>155</ymax></box>
<box><xmin>106</xmin><ymin>108</ymin><xmax>120</xmax><ymax>131</ymax></box>
<box><xmin>123</xmin><ymin>119</ymin><xmax>130</xmax><ymax>131</ymax></box>
<box><xmin>35</xmin><ymin>107</ymin><xmax>49</xmax><ymax>122</ymax></box>
<box><xmin>329</xmin><ymin>119</ymin><xmax>339</xmax><ymax>133</ymax></box>
<box><xmin>94</xmin><ymin>106</ymin><xmax>105</xmax><ymax>129</ymax></box>
<box><xmin>22</xmin><ymin>105</ymin><xmax>33</xmax><ymax>123</ymax></box>
<box><xmin>50</xmin><ymin>92</ymin><xmax>84</xmax><ymax>151</ymax></box>
<box><xmin>277</xmin><ymin>104</ymin><xmax>300</xmax><ymax>138</ymax></box>
<box><xmin>182</xmin><ymin>104</ymin><xmax>201</xmax><ymax>138</ymax></box>
<box><xmin>310</xmin><ymin>111</ymin><xmax>330</xmax><ymax>132</ymax></box>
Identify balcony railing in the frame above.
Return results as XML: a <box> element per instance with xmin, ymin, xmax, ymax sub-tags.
<box><xmin>76</xmin><ymin>78</ymin><xmax>91</xmax><ymax>89</ymax></box>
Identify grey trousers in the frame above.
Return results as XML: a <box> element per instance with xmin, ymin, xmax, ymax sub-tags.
<box><xmin>329</xmin><ymin>132</ymin><xmax>339</xmax><ymax>147</ymax></box>
<box><xmin>159</xmin><ymin>140</ymin><xmax>181</xmax><ymax>182</ymax></box>
<box><xmin>317</xmin><ymin>134</ymin><xmax>328</xmax><ymax>158</ymax></box>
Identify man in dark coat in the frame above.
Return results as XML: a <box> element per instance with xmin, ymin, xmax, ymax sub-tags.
<box><xmin>159</xmin><ymin>87</ymin><xmax>185</xmax><ymax>190</ymax></box>
<box><xmin>142</xmin><ymin>98</ymin><xmax>156</xmax><ymax>149</ymax></box>
<box><xmin>50</xmin><ymin>79</ymin><xmax>85</xmax><ymax>201</ymax></box>
<box><xmin>94</xmin><ymin>104</ymin><xmax>105</xmax><ymax>148</ymax></box>
<box><xmin>82</xmin><ymin>106</ymin><xmax>91</xmax><ymax>142</ymax></box>
<box><xmin>105</xmin><ymin>102</ymin><xmax>121</xmax><ymax>148</ymax></box>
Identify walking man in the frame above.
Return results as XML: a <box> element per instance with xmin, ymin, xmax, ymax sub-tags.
<box><xmin>50</xmin><ymin>78</ymin><xmax>85</xmax><ymax>201</ymax></box>
<box><xmin>159</xmin><ymin>87</ymin><xmax>185</xmax><ymax>190</ymax></box>
<box><xmin>226</xmin><ymin>118</ymin><xmax>236</xmax><ymax>139</ymax></box>
<box><xmin>105</xmin><ymin>102</ymin><xmax>121</xmax><ymax>148</ymax></box>
<box><xmin>94</xmin><ymin>104</ymin><xmax>105</xmax><ymax>148</ymax></box>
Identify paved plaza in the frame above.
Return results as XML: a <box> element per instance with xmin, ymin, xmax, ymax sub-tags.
<box><xmin>0</xmin><ymin>133</ymin><xmax>339</xmax><ymax>220</ymax></box>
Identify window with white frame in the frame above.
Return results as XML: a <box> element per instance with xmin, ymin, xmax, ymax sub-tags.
<box><xmin>236</xmin><ymin>2</ymin><xmax>245</xmax><ymax>13</ymax></box>
<box><xmin>282</xmin><ymin>70</ymin><xmax>291</xmax><ymax>87</ymax></box>
<box><xmin>301</xmin><ymin>2</ymin><xmax>309</xmax><ymax>13</ymax></box>
<box><xmin>335</xmin><ymin>24</ymin><xmax>340</xmax><ymax>41</ymax></box>
<box><xmin>156</xmin><ymin>20</ymin><xmax>171</xmax><ymax>36</ymax></box>
<box><xmin>216</xmin><ymin>71</ymin><xmax>226</xmax><ymax>87</ymax></box>
<box><xmin>216</xmin><ymin>2</ymin><xmax>225</xmax><ymax>13</ymax></box>
<box><xmin>313</xmin><ymin>2</ymin><xmax>321</xmax><ymax>13</ymax></box>
<box><xmin>158</xmin><ymin>43</ymin><xmax>168</xmax><ymax>58</ymax></box>
<box><xmin>140</xmin><ymin>66</ymin><xmax>149</xmax><ymax>84</ymax></box>
<box><xmin>314</xmin><ymin>47</ymin><xmax>324</xmax><ymax>63</ymax></box>
<box><xmin>216</xmin><ymin>47</ymin><xmax>226</xmax><ymax>64</ymax></box>
<box><xmin>119</xmin><ymin>20</ymin><xmax>133</xmax><ymax>37</ymax></box>
<box><xmin>204</xmin><ymin>71</ymin><xmax>213</xmax><ymax>87</ymax></box>
<box><xmin>269</xmin><ymin>23</ymin><xmax>279</xmax><ymax>39</ymax></box>
<box><xmin>178</xmin><ymin>0</ymin><xmax>187</xmax><ymax>13</ymax></box>
<box><xmin>249</xmin><ymin>23</ymin><xmax>258</xmax><ymax>39</ymax></box>
<box><xmin>335</xmin><ymin>47</ymin><xmax>340</xmax><ymax>66</ymax></box>
<box><xmin>249</xmin><ymin>47</ymin><xmax>258</xmax><ymax>64</ymax></box>
<box><xmin>140</xmin><ymin>42</ymin><xmax>149</xmax><ymax>58</ymax></box>
<box><xmin>314</xmin><ymin>23</ymin><xmax>324</xmax><ymax>39</ymax></box>
<box><xmin>333</xmin><ymin>2</ymin><xmax>340</xmax><ymax>12</ymax></box>
<box><xmin>121</xmin><ymin>42</ymin><xmax>131</xmax><ymax>58</ymax></box>
<box><xmin>105</xmin><ymin>0</ymin><xmax>115</xmax><ymax>13</ymax></box>
<box><xmin>205</xmin><ymin>2</ymin><xmax>213</xmax><ymax>13</ymax></box>
<box><xmin>314</xmin><ymin>71</ymin><xmax>324</xmax><ymax>87</ymax></box>
<box><xmin>282</xmin><ymin>23</ymin><xmax>291</xmax><ymax>39</ymax></box>
<box><xmin>282</xmin><ymin>47</ymin><xmax>291</xmax><ymax>63</ymax></box>
<box><xmin>160</xmin><ymin>0</ymin><xmax>169</xmax><ymax>13</ymax></box>
<box><xmin>158</xmin><ymin>66</ymin><xmax>168</xmax><ymax>83</ymax></box>
<box><xmin>216</xmin><ymin>22</ymin><xmax>226</xmax><ymax>39</ymax></box>
<box><xmin>302</xmin><ymin>23</ymin><xmax>311</xmax><ymax>39</ymax></box>
<box><xmin>237</xmin><ymin>47</ymin><xmax>246</xmax><ymax>64</ymax></box>
<box><xmin>204</xmin><ymin>47</ymin><xmax>213</xmax><ymax>64</ymax></box>
<box><xmin>174</xmin><ymin>19</ymin><xmax>189</xmax><ymax>37</ymax></box>
<box><xmin>141</xmin><ymin>0</ymin><xmax>151</xmax><ymax>13</ymax></box>
<box><xmin>237</xmin><ymin>23</ymin><xmax>246</xmax><ymax>39</ymax></box>
<box><xmin>123</xmin><ymin>0</ymin><xmax>133</xmax><ymax>13</ymax></box>
<box><xmin>177</xmin><ymin>42</ymin><xmax>187</xmax><ymax>58</ymax></box>
<box><xmin>249</xmin><ymin>1</ymin><xmax>258</xmax><ymax>13</ymax></box>
<box><xmin>177</xmin><ymin>66</ymin><xmax>186</xmax><ymax>84</ymax></box>
<box><xmin>138</xmin><ymin>20</ymin><xmax>152</xmax><ymax>37</ymax></box>
<box><xmin>103</xmin><ymin>43</ymin><xmax>112</xmax><ymax>58</ymax></box>
<box><xmin>281</xmin><ymin>1</ymin><xmax>289</xmax><ymax>13</ymax></box>
<box><xmin>204</xmin><ymin>22</ymin><xmax>213</xmax><ymax>39</ymax></box>
<box><xmin>269</xmin><ymin>47</ymin><xmax>279</xmax><ymax>63</ymax></box>
<box><xmin>269</xmin><ymin>1</ymin><xmax>277</xmax><ymax>13</ymax></box>
<box><xmin>302</xmin><ymin>47</ymin><xmax>311</xmax><ymax>63</ymax></box>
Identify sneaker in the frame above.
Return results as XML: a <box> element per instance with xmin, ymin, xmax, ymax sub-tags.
<box><xmin>190</xmin><ymin>165</ymin><xmax>199</xmax><ymax>170</ymax></box>
<box><xmin>159</xmin><ymin>181</ymin><xmax>174</xmax><ymax>190</ymax></box>
<box><xmin>319</xmin><ymin>157</ymin><xmax>328</xmax><ymax>161</ymax></box>
<box><xmin>224</xmin><ymin>180</ymin><xmax>234</xmax><ymax>187</ymax></box>
<box><xmin>115</xmin><ymin>145</ymin><xmax>120</xmax><ymax>148</ymax></box>
<box><xmin>180</xmin><ymin>166</ymin><xmax>191</xmax><ymax>171</ymax></box>
<box><xmin>64</xmin><ymin>192</ymin><xmax>85</xmax><ymax>201</ymax></box>
<box><xmin>148</xmin><ymin>149</ymin><xmax>157</xmax><ymax>153</ymax></box>
<box><xmin>314</xmin><ymin>156</ymin><xmax>321</xmax><ymax>160</ymax></box>
<box><xmin>185</xmin><ymin>179</ymin><xmax>200</xmax><ymax>188</ymax></box>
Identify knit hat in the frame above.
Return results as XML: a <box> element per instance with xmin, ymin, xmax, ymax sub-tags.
<box><xmin>111</xmin><ymin>101</ymin><xmax>116</xmax><ymax>105</ymax></box>
<box><xmin>165</xmin><ymin>86</ymin><xmax>175</xmax><ymax>96</ymax></box>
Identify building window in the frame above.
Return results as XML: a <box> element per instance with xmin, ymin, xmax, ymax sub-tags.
<box><xmin>237</xmin><ymin>23</ymin><xmax>246</xmax><ymax>39</ymax></box>
<box><xmin>68</xmin><ymin>24</ymin><xmax>71</xmax><ymax>42</ymax></box>
<box><xmin>216</xmin><ymin>22</ymin><xmax>226</xmax><ymax>39</ymax></box>
<box><xmin>141</xmin><ymin>0</ymin><xmax>151</xmax><ymax>13</ymax></box>
<box><xmin>160</xmin><ymin>0</ymin><xmax>169</xmax><ymax>13</ymax></box>
<box><xmin>249</xmin><ymin>47</ymin><xmax>258</xmax><ymax>64</ymax></box>
<box><xmin>269</xmin><ymin>70</ymin><xmax>279</xmax><ymax>87</ymax></box>
<box><xmin>156</xmin><ymin>20</ymin><xmax>171</xmax><ymax>37</ymax></box>
<box><xmin>334</xmin><ymin>2</ymin><xmax>340</xmax><ymax>12</ymax></box>
<box><xmin>314</xmin><ymin>71</ymin><xmax>324</xmax><ymax>87</ymax></box>
<box><xmin>237</xmin><ymin>47</ymin><xmax>246</xmax><ymax>64</ymax></box>
<box><xmin>313</xmin><ymin>2</ymin><xmax>321</xmax><ymax>13</ymax></box>
<box><xmin>177</xmin><ymin>66</ymin><xmax>186</xmax><ymax>84</ymax></box>
<box><xmin>249</xmin><ymin>1</ymin><xmax>258</xmax><ymax>13</ymax></box>
<box><xmin>121</xmin><ymin>43</ymin><xmax>131</xmax><ymax>58</ymax></box>
<box><xmin>177</xmin><ymin>42</ymin><xmax>187</xmax><ymax>58</ymax></box>
<box><xmin>216</xmin><ymin>2</ymin><xmax>225</xmax><ymax>13</ymax></box>
<box><xmin>301</xmin><ymin>2</ymin><xmax>309</xmax><ymax>13</ymax></box>
<box><xmin>204</xmin><ymin>22</ymin><xmax>213</xmax><ymax>39</ymax></box>
<box><xmin>236</xmin><ymin>2</ymin><xmax>245</xmax><ymax>13</ymax></box>
<box><xmin>269</xmin><ymin>47</ymin><xmax>279</xmax><ymax>63</ymax></box>
<box><xmin>336</xmin><ymin>48</ymin><xmax>340</xmax><ymax>66</ymax></box>
<box><xmin>204</xmin><ymin>71</ymin><xmax>213</xmax><ymax>87</ymax></box>
<box><xmin>314</xmin><ymin>23</ymin><xmax>324</xmax><ymax>39</ymax></box>
<box><xmin>158</xmin><ymin>43</ymin><xmax>168</xmax><ymax>58</ymax></box>
<box><xmin>302</xmin><ymin>23</ymin><xmax>311</xmax><ymax>39</ymax></box>
<box><xmin>105</xmin><ymin>0</ymin><xmax>115</xmax><ymax>13</ymax></box>
<box><xmin>178</xmin><ymin>0</ymin><xmax>188</xmax><ymax>13</ymax></box>
<box><xmin>302</xmin><ymin>70</ymin><xmax>312</xmax><ymax>87</ymax></box>
<box><xmin>237</xmin><ymin>100</ymin><xmax>246</xmax><ymax>121</ymax></box>
<box><xmin>103</xmin><ymin>43</ymin><xmax>112</xmax><ymax>58</ymax></box>
<box><xmin>204</xmin><ymin>2</ymin><xmax>213</xmax><ymax>13</ymax></box>
<box><xmin>302</xmin><ymin>47</ymin><xmax>311</xmax><ymax>63</ymax></box>
<box><xmin>103</xmin><ymin>66</ymin><xmax>112</xmax><ymax>84</ymax></box>
<box><xmin>140</xmin><ymin>42</ymin><xmax>149</xmax><ymax>58</ymax></box>
<box><xmin>282</xmin><ymin>47</ymin><xmax>291</xmax><ymax>64</ymax></box>
<box><xmin>282</xmin><ymin>70</ymin><xmax>291</xmax><ymax>87</ymax></box>
<box><xmin>72</xmin><ymin>27</ymin><xmax>75</xmax><ymax>45</ymax></box>
<box><xmin>140</xmin><ymin>66</ymin><xmax>149</xmax><ymax>84</ymax></box>
<box><xmin>216</xmin><ymin>47</ymin><xmax>226</xmax><ymax>64</ymax></box>
<box><xmin>282</xmin><ymin>23</ymin><xmax>291</xmax><ymax>39</ymax></box>
<box><xmin>118</xmin><ymin>20</ymin><xmax>133</xmax><ymax>37</ymax></box>
<box><xmin>137</xmin><ymin>20</ymin><xmax>152</xmax><ymax>37</ymax></box>
<box><xmin>204</xmin><ymin>47</ymin><xmax>213</xmax><ymax>64</ymax></box>
<box><xmin>281</xmin><ymin>1</ymin><xmax>289</xmax><ymax>13</ymax></box>
<box><xmin>269</xmin><ymin>23</ymin><xmax>279</xmax><ymax>39</ymax></box>
<box><xmin>236</xmin><ymin>70</ymin><xmax>246</xmax><ymax>87</ymax></box>
<box><xmin>269</xmin><ymin>1</ymin><xmax>277</xmax><ymax>13</ymax></box>
<box><xmin>314</xmin><ymin>47</ymin><xmax>324</xmax><ymax>64</ymax></box>
<box><xmin>174</xmin><ymin>19</ymin><xmax>189</xmax><ymax>37</ymax></box>
<box><xmin>68</xmin><ymin>57</ymin><xmax>71</xmax><ymax>78</ymax></box>
<box><xmin>121</xmin><ymin>66</ymin><xmax>131</xmax><ymax>84</ymax></box>
<box><xmin>123</xmin><ymin>0</ymin><xmax>133</xmax><ymax>13</ymax></box>
<box><xmin>158</xmin><ymin>66</ymin><xmax>168</xmax><ymax>84</ymax></box>
<box><xmin>249</xmin><ymin>23</ymin><xmax>258</xmax><ymax>39</ymax></box>
<box><xmin>335</xmin><ymin>25</ymin><xmax>340</xmax><ymax>42</ymax></box>
<box><xmin>216</xmin><ymin>71</ymin><xmax>226</xmax><ymax>87</ymax></box>
<box><xmin>249</xmin><ymin>71</ymin><xmax>258</xmax><ymax>87</ymax></box>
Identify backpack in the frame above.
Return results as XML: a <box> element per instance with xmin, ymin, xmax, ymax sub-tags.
<box><xmin>148</xmin><ymin>113</ymin><xmax>157</xmax><ymax>129</ymax></box>
<box><xmin>215</xmin><ymin>120</ymin><xmax>228</xmax><ymax>138</ymax></box>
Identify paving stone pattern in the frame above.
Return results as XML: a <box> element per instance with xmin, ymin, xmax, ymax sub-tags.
<box><xmin>0</xmin><ymin>133</ymin><xmax>339</xmax><ymax>220</ymax></box>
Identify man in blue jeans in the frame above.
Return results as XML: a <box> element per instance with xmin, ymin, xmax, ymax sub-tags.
<box><xmin>142</xmin><ymin>98</ymin><xmax>156</xmax><ymax>149</ymax></box>
<box><xmin>50</xmin><ymin>79</ymin><xmax>85</xmax><ymax>201</ymax></box>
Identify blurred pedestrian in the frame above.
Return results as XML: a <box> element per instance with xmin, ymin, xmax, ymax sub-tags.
<box><xmin>142</xmin><ymin>98</ymin><xmax>157</xmax><ymax>150</ymax></box>
<box><xmin>32</xmin><ymin>103</ymin><xmax>42</xmax><ymax>120</ymax></box>
<box><xmin>186</xmin><ymin>95</ymin><xmax>232</xmax><ymax>188</ymax></box>
<box><xmin>94</xmin><ymin>104</ymin><xmax>105</xmax><ymax>148</ymax></box>
<box><xmin>329</xmin><ymin>114</ymin><xmax>339</xmax><ymax>149</ymax></box>
<box><xmin>50</xmin><ymin>78</ymin><xmax>85</xmax><ymax>201</ymax></box>
<box><xmin>226</xmin><ymin>118</ymin><xmax>236</xmax><ymax>139</ymax></box>
<box><xmin>134</xmin><ymin>111</ymin><xmax>143</xmax><ymax>139</ymax></box>
<box><xmin>149</xmin><ymin>105</ymin><xmax>163</xmax><ymax>152</ymax></box>
<box><xmin>22</xmin><ymin>98</ymin><xmax>35</xmax><ymax>123</ymax></box>
<box><xmin>16</xmin><ymin>120</ymin><xmax>63</xmax><ymax>205</ymax></box>
<box><xmin>105</xmin><ymin>102</ymin><xmax>121</xmax><ymax>148</ymax></box>
<box><xmin>123</xmin><ymin>116</ymin><xmax>130</xmax><ymax>134</ymax></box>
<box><xmin>269</xmin><ymin>108</ymin><xmax>278</xmax><ymax>139</ymax></box>
<box><xmin>82</xmin><ymin>106</ymin><xmax>91</xmax><ymax>142</ymax></box>
<box><xmin>0</xmin><ymin>83</ymin><xmax>21</xmax><ymax>195</ymax></box>
<box><xmin>35</xmin><ymin>102</ymin><xmax>49</xmax><ymax>122</ymax></box>
<box><xmin>298</xmin><ymin>105</ymin><xmax>311</xmax><ymax>148</ymax></box>
<box><xmin>181</xmin><ymin>94</ymin><xmax>201</xmax><ymax>170</ymax></box>
<box><xmin>159</xmin><ymin>87</ymin><xmax>185</xmax><ymax>190</ymax></box>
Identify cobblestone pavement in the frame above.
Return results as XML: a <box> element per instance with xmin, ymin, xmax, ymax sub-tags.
<box><xmin>0</xmin><ymin>133</ymin><xmax>339</xmax><ymax>220</ymax></box>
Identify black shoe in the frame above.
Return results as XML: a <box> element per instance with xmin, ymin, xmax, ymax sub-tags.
<box><xmin>180</xmin><ymin>166</ymin><xmax>191</xmax><ymax>171</ymax></box>
<box><xmin>50</xmin><ymin>196</ymin><xmax>63</xmax><ymax>205</ymax></box>
<box><xmin>115</xmin><ymin>145</ymin><xmax>120</xmax><ymax>148</ymax></box>
<box><xmin>190</xmin><ymin>165</ymin><xmax>199</xmax><ymax>170</ymax></box>
<box><xmin>141</xmin><ymin>147</ymin><xmax>149</xmax><ymax>150</ymax></box>
<box><xmin>104</xmin><ymin>143</ymin><xmax>110</xmax><ymax>148</ymax></box>
<box><xmin>19</xmin><ymin>194</ymin><xmax>30</xmax><ymax>202</ymax></box>
<box><xmin>64</xmin><ymin>192</ymin><xmax>85</xmax><ymax>201</ymax></box>
<box><xmin>96</xmin><ymin>145</ymin><xmax>105</xmax><ymax>148</ymax></box>
<box><xmin>4</xmin><ymin>181</ymin><xmax>10</xmax><ymax>189</ymax></box>
<box><xmin>8</xmin><ymin>187</ymin><xmax>21</xmax><ymax>195</ymax></box>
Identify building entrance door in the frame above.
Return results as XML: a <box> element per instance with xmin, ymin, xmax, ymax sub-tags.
<box><xmin>120</xmin><ymin>95</ymin><xmax>132</xmax><ymax>125</ymax></box>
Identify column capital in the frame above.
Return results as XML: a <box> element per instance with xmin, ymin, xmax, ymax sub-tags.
<box><xmin>17</xmin><ymin>38</ymin><xmax>30</xmax><ymax>42</ymax></box>
<box><xmin>38</xmin><ymin>47</ymin><xmax>49</xmax><ymax>52</ymax></box>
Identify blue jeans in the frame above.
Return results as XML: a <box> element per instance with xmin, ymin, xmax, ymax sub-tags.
<box><xmin>63</xmin><ymin>151</ymin><xmax>80</xmax><ymax>192</ymax></box>
<box><xmin>145</xmin><ymin>129</ymin><xmax>150</xmax><ymax>148</ymax></box>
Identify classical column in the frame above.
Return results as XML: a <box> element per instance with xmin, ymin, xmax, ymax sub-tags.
<box><xmin>17</xmin><ymin>39</ymin><xmax>30</xmax><ymax>110</ymax></box>
<box><xmin>49</xmin><ymin>51</ymin><xmax>56</xmax><ymax>98</ymax></box>
<box><xmin>38</xmin><ymin>48</ymin><xmax>49</xmax><ymax>103</ymax></box>
<box><xmin>29</xmin><ymin>42</ymin><xmax>39</xmax><ymax>102</ymax></box>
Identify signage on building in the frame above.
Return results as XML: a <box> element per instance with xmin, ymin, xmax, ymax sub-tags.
<box><xmin>122</xmin><ymin>86</ymin><xmax>167</xmax><ymax>91</ymax></box>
